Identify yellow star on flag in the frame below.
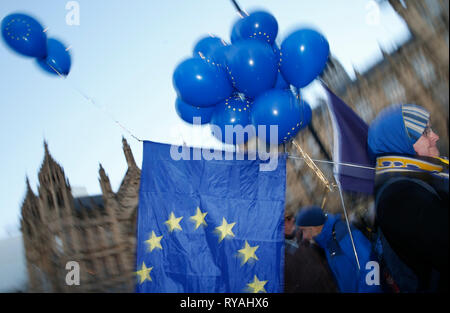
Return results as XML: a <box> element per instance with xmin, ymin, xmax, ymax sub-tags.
<box><xmin>190</xmin><ymin>207</ymin><xmax>208</xmax><ymax>230</ymax></box>
<box><xmin>215</xmin><ymin>217</ymin><xmax>236</xmax><ymax>242</ymax></box>
<box><xmin>247</xmin><ymin>275</ymin><xmax>267</xmax><ymax>293</ymax></box>
<box><xmin>164</xmin><ymin>212</ymin><xmax>183</xmax><ymax>232</ymax></box>
<box><xmin>135</xmin><ymin>262</ymin><xmax>153</xmax><ymax>284</ymax></box>
<box><xmin>238</xmin><ymin>241</ymin><xmax>259</xmax><ymax>264</ymax></box>
<box><xmin>145</xmin><ymin>231</ymin><xmax>163</xmax><ymax>252</ymax></box>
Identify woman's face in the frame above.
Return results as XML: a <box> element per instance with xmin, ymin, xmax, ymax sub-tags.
<box><xmin>413</xmin><ymin>127</ymin><xmax>440</xmax><ymax>158</ymax></box>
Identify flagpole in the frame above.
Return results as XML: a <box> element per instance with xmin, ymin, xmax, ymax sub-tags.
<box><xmin>320</xmin><ymin>78</ymin><xmax>362</xmax><ymax>271</ymax></box>
<box><xmin>336</xmin><ymin>180</ymin><xmax>361</xmax><ymax>270</ymax></box>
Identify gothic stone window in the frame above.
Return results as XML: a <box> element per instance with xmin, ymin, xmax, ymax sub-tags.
<box><xmin>56</xmin><ymin>190</ymin><xmax>64</xmax><ymax>207</ymax></box>
<box><xmin>307</xmin><ymin>136</ymin><xmax>320</xmax><ymax>157</ymax></box>
<box><xmin>54</xmin><ymin>235</ymin><xmax>64</xmax><ymax>253</ymax></box>
<box><xmin>47</xmin><ymin>192</ymin><xmax>54</xmax><ymax>209</ymax></box>
<box><xmin>411</xmin><ymin>51</ymin><xmax>436</xmax><ymax>87</ymax></box>
<box><xmin>383</xmin><ymin>76</ymin><xmax>406</xmax><ymax>104</ymax></box>
<box><xmin>355</xmin><ymin>97</ymin><xmax>374</xmax><ymax>122</ymax></box>
<box><xmin>424</xmin><ymin>0</ymin><xmax>443</xmax><ymax>18</ymax></box>
<box><xmin>302</xmin><ymin>172</ymin><xmax>316</xmax><ymax>194</ymax></box>
<box><xmin>420</xmin><ymin>0</ymin><xmax>443</xmax><ymax>30</ymax></box>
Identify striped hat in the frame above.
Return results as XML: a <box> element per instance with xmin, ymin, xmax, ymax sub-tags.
<box><xmin>402</xmin><ymin>104</ymin><xmax>430</xmax><ymax>144</ymax></box>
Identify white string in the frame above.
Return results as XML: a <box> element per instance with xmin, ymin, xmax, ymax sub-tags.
<box><xmin>287</xmin><ymin>155</ymin><xmax>375</xmax><ymax>170</ymax></box>
<box><xmin>46</xmin><ymin>62</ymin><xmax>143</xmax><ymax>143</ymax></box>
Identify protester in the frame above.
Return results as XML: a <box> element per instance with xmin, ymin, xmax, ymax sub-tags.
<box><xmin>296</xmin><ymin>206</ymin><xmax>382</xmax><ymax>293</ymax></box>
<box><xmin>284</xmin><ymin>206</ymin><xmax>338</xmax><ymax>293</ymax></box>
<box><xmin>284</xmin><ymin>240</ymin><xmax>339</xmax><ymax>293</ymax></box>
<box><xmin>368</xmin><ymin>104</ymin><xmax>449</xmax><ymax>292</ymax></box>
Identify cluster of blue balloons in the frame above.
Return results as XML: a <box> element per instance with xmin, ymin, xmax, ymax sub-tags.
<box><xmin>1</xmin><ymin>13</ymin><xmax>71</xmax><ymax>76</ymax></box>
<box><xmin>173</xmin><ymin>10</ymin><xmax>329</xmax><ymax>146</ymax></box>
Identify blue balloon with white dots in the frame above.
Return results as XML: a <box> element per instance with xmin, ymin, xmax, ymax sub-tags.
<box><xmin>226</xmin><ymin>39</ymin><xmax>278</xmax><ymax>99</ymax></box>
<box><xmin>210</xmin><ymin>95</ymin><xmax>255</xmax><ymax>145</ymax></box>
<box><xmin>230</xmin><ymin>11</ymin><xmax>278</xmax><ymax>45</ymax></box>
<box><xmin>251</xmin><ymin>89</ymin><xmax>308</xmax><ymax>145</ymax></box>
<box><xmin>175</xmin><ymin>97</ymin><xmax>215</xmax><ymax>125</ymax></box>
<box><xmin>193</xmin><ymin>36</ymin><xmax>229</xmax><ymax>67</ymax></box>
<box><xmin>173</xmin><ymin>57</ymin><xmax>234</xmax><ymax>107</ymax></box>
<box><xmin>1</xmin><ymin>13</ymin><xmax>47</xmax><ymax>58</ymax></box>
<box><xmin>36</xmin><ymin>38</ymin><xmax>71</xmax><ymax>76</ymax></box>
<box><xmin>280</xmin><ymin>28</ymin><xmax>330</xmax><ymax>88</ymax></box>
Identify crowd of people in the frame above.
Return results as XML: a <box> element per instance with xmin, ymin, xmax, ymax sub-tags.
<box><xmin>284</xmin><ymin>104</ymin><xmax>448</xmax><ymax>293</ymax></box>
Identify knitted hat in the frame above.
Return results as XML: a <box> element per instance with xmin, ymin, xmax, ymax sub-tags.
<box><xmin>368</xmin><ymin>104</ymin><xmax>430</xmax><ymax>160</ymax></box>
<box><xmin>296</xmin><ymin>206</ymin><xmax>326</xmax><ymax>227</ymax></box>
<box><xmin>402</xmin><ymin>104</ymin><xmax>430</xmax><ymax>144</ymax></box>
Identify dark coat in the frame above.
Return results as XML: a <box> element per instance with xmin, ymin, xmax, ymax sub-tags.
<box><xmin>375</xmin><ymin>176</ymin><xmax>449</xmax><ymax>292</ymax></box>
<box><xmin>284</xmin><ymin>240</ymin><xmax>338</xmax><ymax>293</ymax></box>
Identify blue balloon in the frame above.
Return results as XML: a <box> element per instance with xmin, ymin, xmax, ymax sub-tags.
<box><xmin>210</xmin><ymin>95</ymin><xmax>254</xmax><ymax>145</ymax></box>
<box><xmin>280</xmin><ymin>28</ymin><xmax>330</xmax><ymax>88</ymax></box>
<box><xmin>226</xmin><ymin>40</ymin><xmax>278</xmax><ymax>99</ymax></box>
<box><xmin>251</xmin><ymin>89</ymin><xmax>306</xmax><ymax>144</ymax></box>
<box><xmin>36</xmin><ymin>38</ymin><xmax>71</xmax><ymax>76</ymax></box>
<box><xmin>175</xmin><ymin>97</ymin><xmax>215</xmax><ymax>125</ymax></box>
<box><xmin>193</xmin><ymin>36</ymin><xmax>228</xmax><ymax>67</ymax></box>
<box><xmin>173</xmin><ymin>57</ymin><xmax>233</xmax><ymax>107</ymax></box>
<box><xmin>274</xmin><ymin>71</ymin><xmax>289</xmax><ymax>89</ymax></box>
<box><xmin>1</xmin><ymin>13</ymin><xmax>47</xmax><ymax>58</ymax></box>
<box><xmin>230</xmin><ymin>17</ymin><xmax>243</xmax><ymax>44</ymax></box>
<box><xmin>272</xmin><ymin>44</ymin><xmax>282</xmax><ymax>67</ymax></box>
<box><xmin>231</xmin><ymin>11</ymin><xmax>278</xmax><ymax>45</ymax></box>
<box><xmin>213</xmin><ymin>45</ymin><xmax>231</xmax><ymax>68</ymax></box>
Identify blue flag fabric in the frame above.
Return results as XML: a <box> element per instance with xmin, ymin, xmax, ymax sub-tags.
<box><xmin>322</xmin><ymin>83</ymin><xmax>375</xmax><ymax>194</ymax></box>
<box><xmin>136</xmin><ymin>141</ymin><xmax>286</xmax><ymax>293</ymax></box>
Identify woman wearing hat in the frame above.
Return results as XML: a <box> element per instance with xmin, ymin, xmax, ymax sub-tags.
<box><xmin>368</xmin><ymin>104</ymin><xmax>448</xmax><ymax>292</ymax></box>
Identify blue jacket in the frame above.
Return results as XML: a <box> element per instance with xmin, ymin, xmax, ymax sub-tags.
<box><xmin>314</xmin><ymin>214</ymin><xmax>382</xmax><ymax>293</ymax></box>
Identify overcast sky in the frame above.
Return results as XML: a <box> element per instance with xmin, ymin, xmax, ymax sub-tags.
<box><xmin>0</xmin><ymin>0</ymin><xmax>410</xmax><ymax>240</ymax></box>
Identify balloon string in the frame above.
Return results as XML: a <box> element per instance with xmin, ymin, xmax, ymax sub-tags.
<box><xmin>287</xmin><ymin>155</ymin><xmax>375</xmax><ymax>170</ymax></box>
<box><xmin>291</xmin><ymin>139</ymin><xmax>334</xmax><ymax>191</ymax></box>
<box><xmin>46</xmin><ymin>62</ymin><xmax>143</xmax><ymax>143</ymax></box>
<box><xmin>229</xmin><ymin>0</ymin><xmax>248</xmax><ymax>17</ymax></box>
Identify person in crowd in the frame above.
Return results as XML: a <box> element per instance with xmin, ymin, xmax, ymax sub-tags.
<box><xmin>284</xmin><ymin>206</ymin><xmax>338</xmax><ymax>293</ymax></box>
<box><xmin>296</xmin><ymin>206</ymin><xmax>382</xmax><ymax>293</ymax></box>
<box><xmin>368</xmin><ymin>103</ymin><xmax>448</xmax><ymax>292</ymax></box>
<box><xmin>284</xmin><ymin>207</ymin><xmax>299</xmax><ymax>255</ymax></box>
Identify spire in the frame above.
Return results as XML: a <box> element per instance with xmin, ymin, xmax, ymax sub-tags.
<box><xmin>99</xmin><ymin>163</ymin><xmax>113</xmax><ymax>194</ymax></box>
<box><xmin>26</xmin><ymin>176</ymin><xmax>32</xmax><ymax>192</ymax></box>
<box><xmin>38</xmin><ymin>140</ymin><xmax>66</xmax><ymax>188</ymax></box>
<box><xmin>24</xmin><ymin>176</ymin><xmax>37</xmax><ymax>202</ymax></box>
<box><xmin>122</xmin><ymin>137</ymin><xmax>137</xmax><ymax>169</ymax></box>
<box><xmin>21</xmin><ymin>176</ymin><xmax>39</xmax><ymax>221</ymax></box>
<box><xmin>380</xmin><ymin>46</ymin><xmax>390</xmax><ymax>60</ymax></box>
<box><xmin>353</xmin><ymin>65</ymin><xmax>363</xmax><ymax>80</ymax></box>
<box><xmin>43</xmin><ymin>139</ymin><xmax>53</xmax><ymax>164</ymax></box>
<box><xmin>41</xmin><ymin>139</ymin><xmax>55</xmax><ymax>168</ymax></box>
<box><xmin>44</xmin><ymin>139</ymin><xmax>49</xmax><ymax>154</ymax></box>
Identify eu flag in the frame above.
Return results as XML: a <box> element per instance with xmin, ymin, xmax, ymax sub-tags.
<box><xmin>135</xmin><ymin>141</ymin><xmax>286</xmax><ymax>293</ymax></box>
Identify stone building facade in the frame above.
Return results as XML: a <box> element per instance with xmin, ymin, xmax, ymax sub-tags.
<box><xmin>21</xmin><ymin>139</ymin><xmax>140</xmax><ymax>292</ymax></box>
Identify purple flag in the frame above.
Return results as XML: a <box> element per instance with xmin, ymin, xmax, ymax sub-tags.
<box><xmin>322</xmin><ymin>83</ymin><xmax>375</xmax><ymax>194</ymax></box>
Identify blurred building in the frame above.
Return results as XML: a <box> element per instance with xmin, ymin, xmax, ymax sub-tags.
<box><xmin>21</xmin><ymin>138</ymin><xmax>139</xmax><ymax>292</ymax></box>
<box><xmin>285</xmin><ymin>0</ymin><xmax>449</xmax><ymax>217</ymax></box>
